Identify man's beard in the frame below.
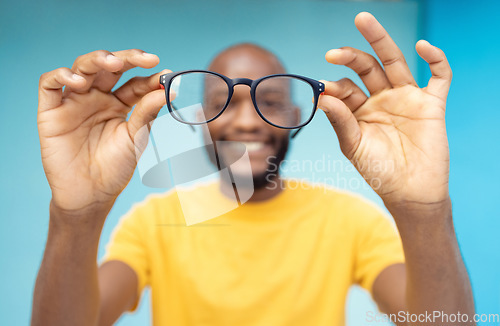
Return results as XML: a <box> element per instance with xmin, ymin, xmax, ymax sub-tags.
<box><xmin>251</xmin><ymin>138</ymin><xmax>289</xmax><ymax>190</ymax></box>
<box><xmin>206</xmin><ymin>136</ymin><xmax>290</xmax><ymax>190</ymax></box>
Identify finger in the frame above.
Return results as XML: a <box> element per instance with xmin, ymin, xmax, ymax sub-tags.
<box><xmin>321</xmin><ymin>78</ymin><xmax>368</xmax><ymax>112</ymax></box>
<box><xmin>127</xmin><ymin>89</ymin><xmax>166</xmax><ymax>141</ymax></box>
<box><xmin>416</xmin><ymin>40</ymin><xmax>452</xmax><ymax>100</ymax></box>
<box><xmin>38</xmin><ymin>68</ymin><xmax>86</xmax><ymax>112</ymax></box>
<box><xmin>114</xmin><ymin>69</ymin><xmax>171</xmax><ymax>107</ymax></box>
<box><xmin>70</xmin><ymin>50</ymin><xmax>125</xmax><ymax>93</ymax></box>
<box><xmin>354</xmin><ymin>12</ymin><xmax>416</xmax><ymax>87</ymax></box>
<box><xmin>318</xmin><ymin>94</ymin><xmax>361</xmax><ymax>159</ymax></box>
<box><xmin>325</xmin><ymin>47</ymin><xmax>391</xmax><ymax>94</ymax></box>
<box><xmin>92</xmin><ymin>49</ymin><xmax>160</xmax><ymax>92</ymax></box>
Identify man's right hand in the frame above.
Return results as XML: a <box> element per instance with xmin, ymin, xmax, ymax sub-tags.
<box><xmin>38</xmin><ymin>49</ymin><xmax>169</xmax><ymax>213</ymax></box>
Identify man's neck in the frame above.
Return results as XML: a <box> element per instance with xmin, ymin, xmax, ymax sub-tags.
<box><xmin>219</xmin><ymin>175</ymin><xmax>284</xmax><ymax>203</ymax></box>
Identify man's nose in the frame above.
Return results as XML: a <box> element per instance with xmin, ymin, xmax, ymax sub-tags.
<box><xmin>229</xmin><ymin>87</ymin><xmax>264</xmax><ymax>131</ymax></box>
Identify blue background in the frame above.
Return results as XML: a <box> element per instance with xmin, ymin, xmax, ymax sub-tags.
<box><xmin>0</xmin><ymin>0</ymin><xmax>498</xmax><ymax>325</ymax></box>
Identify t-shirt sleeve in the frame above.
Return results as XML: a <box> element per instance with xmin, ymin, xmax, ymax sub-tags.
<box><xmin>100</xmin><ymin>201</ymin><xmax>152</xmax><ymax>311</ymax></box>
<box><xmin>352</xmin><ymin>202</ymin><xmax>405</xmax><ymax>295</ymax></box>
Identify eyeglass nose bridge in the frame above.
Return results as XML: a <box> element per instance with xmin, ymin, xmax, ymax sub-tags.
<box><xmin>231</xmin><ymin>78</ymin><xmax>254</xmax><ymax>87</ymax></box>
<box><xmin>224</xmin><ymin>77</ymin><xmax>259</xmax><ymax>119</ymax></box>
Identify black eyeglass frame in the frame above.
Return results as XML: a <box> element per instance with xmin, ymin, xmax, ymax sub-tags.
<box><xmin>159</xmin><ymin>70</ymin><xmax>324</xmax><ymax>136</ymax></box>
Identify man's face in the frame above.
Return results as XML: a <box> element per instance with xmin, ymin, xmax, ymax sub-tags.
<box><xmin>204</xmin><ymin>48</ymin><xmax>291</xmax><ymax>188</ymax></box>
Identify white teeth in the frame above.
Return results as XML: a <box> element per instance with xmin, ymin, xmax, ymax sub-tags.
<box><xmin>239</xmin><ymin>141</ymin><xmax>265</xmax><ymax>152</ymax></box>
<box><xmin>226</xmin><ymin>141</ymin><xmax>266</xmax><ymax>152</ymax></box>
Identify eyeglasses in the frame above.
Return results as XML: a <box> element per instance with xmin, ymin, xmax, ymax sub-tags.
<box><xmin>159</xmin><ymin>70</ymin><xmax>324</xmax><ymax>137</ymax></box>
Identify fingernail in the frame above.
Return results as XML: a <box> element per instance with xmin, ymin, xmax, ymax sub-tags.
<box><xmin>326</xmin><ymin>49</ymin><xmax>344</xmax><ymax>63</ymax></box>
<box><xmin>419</xmin><ymin>39</ymin><xmax>431</xmax><ymax>46</ymax></box>
<box><xmin>106</xmin><ymin>54</ymin><xmax>121</xmax><ymax>62</ymax></box>
<box><xmin>71</xmin><ymin>74</ymin><xmax>85</xmax><ymax>81</ymax></box>
<box><xmin>328</xmin><ymin>49</ymin><xmax>343</xmax><ymax>57</ymax></box>
<box><xmin>142</xmin><ymin>52</ymin><xmax>158</xmax><ymax>59</ymax></box>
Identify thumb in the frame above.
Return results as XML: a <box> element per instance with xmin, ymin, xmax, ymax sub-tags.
<box><xmin>318</xmin><ymin>94</ymin><xmax>361</xmax><ymax>159</ymax></box>
<box><xmin>127</xmin><ymin>89</ymin><xmax>166</xmax><ymax>153</ymax></box>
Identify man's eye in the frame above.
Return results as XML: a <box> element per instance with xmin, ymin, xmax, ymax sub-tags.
<box><xmin>260</xmin><ymin>99</ymin><xmax>285</xmax><ymax>108</ymax></box>
<box><xmin>206</xmin><ymin>100</ymin><xmax>226</xmax><ymax>110</ymax></box>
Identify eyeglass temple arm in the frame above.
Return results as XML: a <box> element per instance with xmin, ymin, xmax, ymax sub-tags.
<box><xmin>291</xmin><ymin>127</ymin><xmax>303</xmax><ymax>139</ymax></box>
<box><xmin>170</xmin><ymin>103</ymin><xmax>195</xmax><ymax>132</ymax></box>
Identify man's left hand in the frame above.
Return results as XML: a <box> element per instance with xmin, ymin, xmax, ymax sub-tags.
<box><xmin>319</xmin><ymin>12</ymin><xmax>452</xmax><ymax>211</ymax></box>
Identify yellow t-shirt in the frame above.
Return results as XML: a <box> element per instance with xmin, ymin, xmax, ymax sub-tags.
<box><xmin>102</xmin><ymin>179</ymin><xmax>404</xmax><ymax>326</ymax></box>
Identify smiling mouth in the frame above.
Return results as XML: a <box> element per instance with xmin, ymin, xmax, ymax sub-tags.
<box><xmin>225</xmin><ymin>141</ymin><xmax>270</xmax><ymax>153</ymax></box>
<box><xmin>242</xmin><ymin>141</ymin><xmax>265</xmax><ymax>151</ymax></box>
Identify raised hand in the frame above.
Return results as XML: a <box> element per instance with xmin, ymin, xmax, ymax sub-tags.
<box><xmin>38</xmin><ymin>49</ymin><xmax>169</xmax><ymax>212</ymax></box>
<box><xmin>319</xmin><ymin>12</ymin><xmax>452</xmax><ymax>208</ymax></box>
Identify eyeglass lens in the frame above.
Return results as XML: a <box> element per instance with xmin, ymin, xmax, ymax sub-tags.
<box><xmin>168</xmin><ymin>72</ymin><xmax>314</xmax><ymax>128</ymax></box>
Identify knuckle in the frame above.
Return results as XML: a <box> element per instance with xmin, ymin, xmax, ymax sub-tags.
<box><xmin>39</xmin><ymin>70</ymin><xmax>51</xmax><ymax>80</ymax></box>
<box><xmin>129</xmin><ymin>48</ymin><xmax>145</xmax><ymax>56</ymax></box>
<box><xmin>340</xmin><ymin>46</ymin><xmax>354</xmax><ymax>52</ymax></box>
<box><xmin>369</xmin><ymin>54</ymin><xmax>380</xmax><ymax>64</ymax></box>
<box><xmin>444</xmin><ymin>69</ymin><xmax>453</xmax><ymax>81</ymax></box>
<box><xmin>128</xmin><ymin>76</ymin><xmax>143</xmax><ymax>84</ymax></box>
<box><xmin>39</xmin><ymin>68</ymin><xmax>67</xmax><ymax>85</ymax></box>
<box><xmin>357</xmin><ymin>65</ymin><xmax>375</xmax><ymax>77</ymax></box>
<box><xmin>382</xmin><ymin>55</ymin><xmax>404</xmax><ymax>67</ymax></box>
<box><xmin>158</xmin><ymin>69</ymin><xmax>173</xmax><ymax>76</ymax></box>
<box><xmin>355</xmin><ymin>53</ymin><xmax>379</xmax><ymax>70</ymax></box>
<box><xmin>75</xmin><ymin>52</ymin><xmax>90</xmax><ymax>63</ymax></box>
<box><xmin>148</xmin><ymin>110</ymin><xmax>159</xmax><ymax>121</ymax></box>
<box><xmin>39</xmin><ymin>72</ymin><xmax>50</xmax><ymax>84</ymax></box>
<box><xmin>112</xmin><ymin>48</ymin><xmax>142</xmax><ymax>57</ymax></box>
<box><xmin>73</xmin><ymin>55</ymin><xmax>87</xmax><ymax>67</ymax></box>
<box><xmin>74</xmin><ymin>54</ymin><xmax>85</xmax><ymax>63</ymax></box>
<box><xmin>93</xmin><ymin>49</ymin><xmax>111</xmax><ymax>58</ymax></box>
<box><xmin>75</xmin><ymin>50</ymin><xmax>109</xmax><ymax>65</ymax></box>
<box><xmin>338</xmin><ymin>78</ymin><xmax>350</xmax><ymax>85</ymax></box>
<box><xmin>132</xmin><ymin>79</ymin><xmax>150</xmax><ymax>96</ymax></box>
<box><xmin>55</xmin><ymin>67</ymin><xmax>70</xmax><ymax>74</ymax></box>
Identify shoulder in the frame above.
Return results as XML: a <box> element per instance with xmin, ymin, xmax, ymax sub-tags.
<box><xmin>286</xmin><ymin>179</ymin><xmax>392</xmax><ymax>227</ymax></box>
<box><xmin>124</xmin><ymin>181</ymin><xmax>220</xmax><ymax>225</ymax></box>
<box><xmin>120</xmin><ymin>187</ymin><xmax>183</xmax><ymax>227</ymax></box>
<box><xmin>131</xmin><ymin>188</ymin><xmax>179</xmax><ymax>212</ymax></box>
<box><xmin>287</xmin><ymin>179</ymin><xmax>384</xmax><ymax>212</ymax></box>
